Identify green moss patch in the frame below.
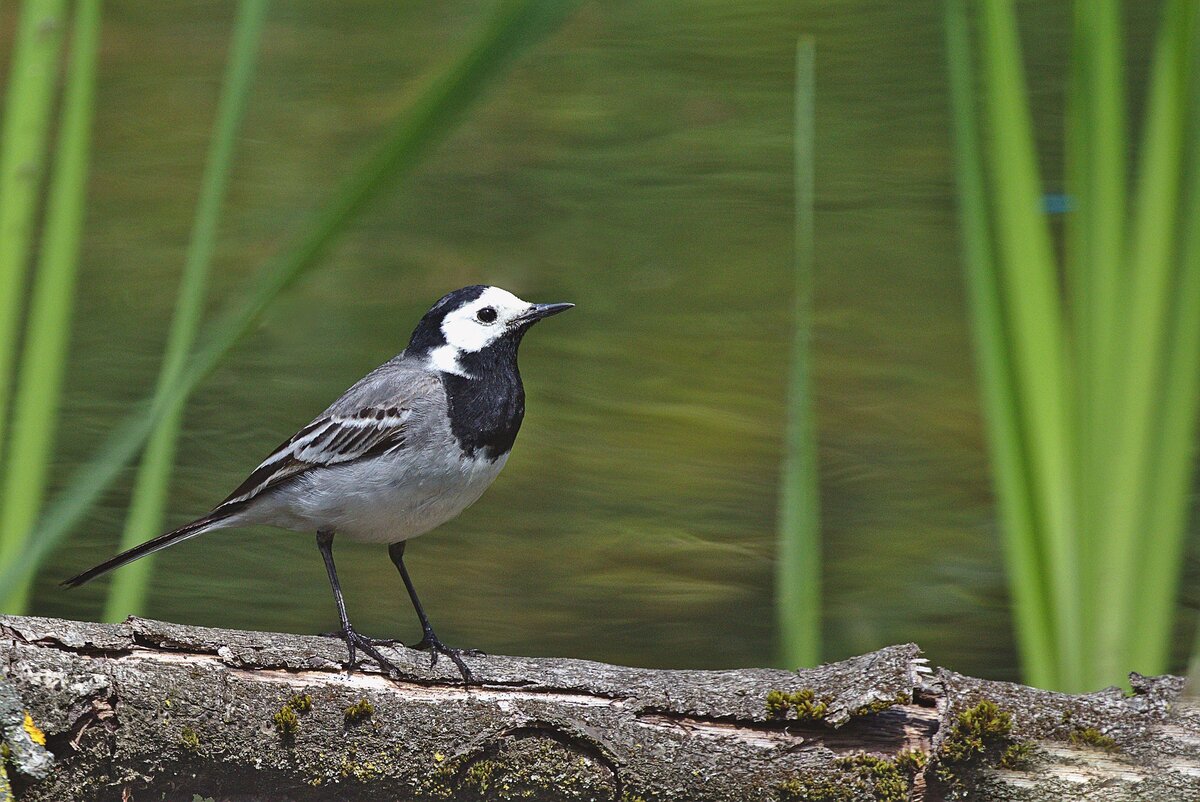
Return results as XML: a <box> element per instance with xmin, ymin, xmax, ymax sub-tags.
<box><xmin>272</xmin><ymin>691</ymin><xmax>314</xmax><ymax>743</ymax></box>
<box><xmin>778</xmin><ymin>750</ymin><xmax>928</xmax><ymax>802</ymax></box>
<box><xmin>1067</xmin><ymin>726</ymin><xmax>1118</xmax><ymax>751</ymax></box>
<box><xmin>273</xmin><ymin>705</ymin><xmax>300</xmax><ymax>742</ymax></box>
<box><xmin>852</xmin><ymin>692</ymin><xmax>912</xmax><ymax>717</ymax></box>
<box><xmin>893</xmin><ymin>749</ymin><xmax>928</xmax><ymax>774</ymax></box>
<box><xmin>934</xmin><ymin>699</ymin><xmax>1038</xmax><ymax>794</ymax></box>
<box><xmin>836</xmin><ymin>755</ymin><xmax>909</xmax><ymax>802</ymax></box>
<box><xmin>179</xmin><ymin>725</ymin><xmax>201</xmax><ymax>753</ymax></box>
<box><xmin>343</xmin><ymin>698</ymin><xmax>375</xmax><ymax>726</ymax></box>
<box><xmin>420</xmin><ymin>737</ymin><xmax>618</xmax><ymax>800</ymax></box>
<box><xmin>939</xmin><ymin>699</ymin><xmax>1012</xmax><ymax>766</ymax></box>
<box><xmin>288</xmin><ymin>693</ymin><xmax>313</xmax><ymax>714</ymax></box>
<box><xmin>998</xmin><ymin>741</ymin><xmax>1036</xmax><ymax>769</ymax></box>
<box><xmin>339</xmin><ymin>750</ymin><xmax>383</xmax><ymax>782</ymax></box>
<box><xmin>778</xmin><ymin>776</ymin><xmax>846</xmax><ymax>802</ymax></box>
<box><xmin>766</xmin><ymin>688</ymin><xmax>831</xmax><ymax>721</ymax></box>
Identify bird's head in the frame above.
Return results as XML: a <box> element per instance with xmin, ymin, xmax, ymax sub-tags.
<box><xmin>407</xmin><ymin>285</ymin><xmax>572</xmax><ymax>377</ymax></box>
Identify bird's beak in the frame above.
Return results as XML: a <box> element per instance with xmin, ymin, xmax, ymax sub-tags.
<box><xmin>517</xmin><ymin>302</ymin><xmax>574</xmax><ymax>324</ymax></box>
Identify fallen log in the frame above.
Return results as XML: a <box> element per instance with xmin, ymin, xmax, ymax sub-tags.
<box><xmin>0</xmin><ymin>614</ymin><xmax>1196</xmax><ymax>801</ymax></box>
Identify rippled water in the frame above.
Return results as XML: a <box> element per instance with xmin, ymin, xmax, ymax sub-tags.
<box><xmin>21</xmin><ymin>1</ymin><xmax>1190</xmax><ymax>680</ymax></box>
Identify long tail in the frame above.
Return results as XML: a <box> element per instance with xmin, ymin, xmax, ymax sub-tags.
<box><xmin>61</xmin><ymin>510</ymin><xmax>234</xmax><ymax>588</ymax></box>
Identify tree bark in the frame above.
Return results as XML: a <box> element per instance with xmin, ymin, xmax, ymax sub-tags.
<box><xmin>1</xmin><ymin>614</ymin><xmax>1196</xmax><ymax>801</ymax></box>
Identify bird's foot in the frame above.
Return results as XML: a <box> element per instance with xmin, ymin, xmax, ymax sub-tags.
<box><xmin>363</xmin><ymin>636</ymin><xmax>404</xmax><ymax>647</ymax></box>
<box><xmin>339</xmin><ymin>627</ymin><xmax>404</xmax><ymax>675</ymax></box>
<box><xmin>410</xmin><ymin>630</ymin><xmax>481</xmax><ymax>684</ymax></box>
<box><xmin>321</xmin><ymin>630</ymin><xmax>404</xmax><ymax>647</ymax></box>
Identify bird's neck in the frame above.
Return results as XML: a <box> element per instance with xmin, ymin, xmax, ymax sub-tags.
<box><xmin>440</xmin><ymin>342</ymin><xmax>525</xmax><ymax>462</ymax></box>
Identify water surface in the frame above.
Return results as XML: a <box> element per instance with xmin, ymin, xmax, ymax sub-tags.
<box><xmin>18</xmin><ymin>1</ymin><xmax>1192</xmax><ymax>680</ymax></box>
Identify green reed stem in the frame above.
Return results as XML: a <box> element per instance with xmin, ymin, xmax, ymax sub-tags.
<box><xmin>1066</xmin><ymin>0</ymin><xmax>1125</xmax><ymax>669</ymax></box>
<box><xmin>102</xmin><ymin>0</ymin><xmax>269</xmax><ymax>622</ymax></box>
<box><xmin>776</xmin><ymin>36</ymin><xmax>821</xmax><ymax>670</ymax></box>
<box><xmin>0</xmin><ymin>0</ymin><xmax>100</xmax><ymax>614</ymax></box>
<box><xmin>1134</xmin><ymin>11</ymin><xmax>1200</xmax><ymax>673</ymax></box>
<box><xmin>0</xmin><ymin>0</ymin><xmax>68</xmax><ymax>497</ymax></box>
<box><xmin>1093</xmin><ymin>0</ymin><xmax>1195</xmax><ymax>683</ymax></box>
<box><xmin>943</xmin><ymin>0</ymin><xmax>1057</xmax><ymax>690</ymax></box>
<box><xmin>978</xmin><ymin>0</ymin><xmax>1083</xmax><ymax>690</ymax></box>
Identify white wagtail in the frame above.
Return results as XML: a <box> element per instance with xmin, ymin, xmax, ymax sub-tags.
<box><xmin>65</xmin><ymin>285</ymin><xmax>572</xmax><ymax>682</ymax></box>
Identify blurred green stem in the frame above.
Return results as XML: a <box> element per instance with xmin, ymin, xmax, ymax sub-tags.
<box><xmin>0</xmin><ymin>0</ymin><xmax>68</xmax><ymax>489</ymax></box>
<box><xmin>1141</xmin><ymin>11</ymin><xmax>1200</xmax><ymax>673</ymax></box>
<box><xmin>978</xmin><ymin>0</ymin><xmax>1082</xmax><ymax>689</ymax></box>
<box><xmin>102</xmin><ymin>0</ymin><xmax>269</xmax><ymax>622</ymax></box>
<box><xmin>943</xmin><ymin>0</ymin><xmax>1056</xmax><ymax>689</ymax></box>
<box><xmin>776</xmin><ymin>36</ymin><xmax>820</xmax><ymax>669</ymax></box>
<box><xmin>1093</xmin><ymin>0</ymin><xmax>1196</xmax><ymax>681</ymax></box>
<box><xmin>0</xmin><ymin>0</ymin><xmax>101</xmax><ymax>613</ymax></box>
<box><xmin>1066</xmin><ymin>0</ymin><xmax>1125</xmax><ymax>665</ymax></box>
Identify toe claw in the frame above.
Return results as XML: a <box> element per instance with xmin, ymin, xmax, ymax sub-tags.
<box><xmin>408</xmin><ymin>632</ymin><xmax>475</xmax><ymax>684</ymax></box>
<box><xmin>339</xmin><ymin>627</ymin><xmax>403</xmax><ymax>675</ymax></box>
<box><xmin>357</xmin><ymin>635</ymin><xmax>404</xmax><ymax>648</ymax></box>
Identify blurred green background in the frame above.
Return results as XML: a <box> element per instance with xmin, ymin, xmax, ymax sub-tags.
<box><xmin>1</xmin><ymin>1</ymin><xmax>1195</xmax><ymax>685</ymax></box>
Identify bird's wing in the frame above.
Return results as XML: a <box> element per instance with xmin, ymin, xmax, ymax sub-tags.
<box><xmin>217</xmin><ymin>405</ymin><xmax>414</xmax><ymax>509</ymax></box>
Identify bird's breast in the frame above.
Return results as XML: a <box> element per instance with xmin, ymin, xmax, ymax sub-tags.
<box><xmin>441</xmin><ymin>370</ymin><xmax>525</xmax><ymax>462</ymax></box>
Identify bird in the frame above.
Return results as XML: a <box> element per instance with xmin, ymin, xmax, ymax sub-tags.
<box><xmin>64</xmin><ymin>285</ymin><xmax>573</xmax><ymax>683</ymax></box>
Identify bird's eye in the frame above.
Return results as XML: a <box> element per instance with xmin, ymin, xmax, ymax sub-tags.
<box><xmin>476</xmin><ymin>306</ymin><xmax>497</xmax><ymax>323</ymax></box>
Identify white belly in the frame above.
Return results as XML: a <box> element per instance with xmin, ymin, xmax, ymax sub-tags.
<box><xmin>243</xmin><ymin>449</ymin><xmax>510</xmax><ymax>543</ymax></box>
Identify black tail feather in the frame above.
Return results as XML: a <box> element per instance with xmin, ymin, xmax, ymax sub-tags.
<box><xmin>61</xmin><ymin>510</ymin><xmax>230</xmax><ymax>588</ymax></box>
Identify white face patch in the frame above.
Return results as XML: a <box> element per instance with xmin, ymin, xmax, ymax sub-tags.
<box><xmin>439</xmin><ymin>286</ymin><xmax>534</xmax><ymax>354</ymax></box>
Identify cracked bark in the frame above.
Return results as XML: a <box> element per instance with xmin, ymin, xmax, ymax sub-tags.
<box><xmin>1</xmin><ymin>615</ymin><xmax>1197</xmax><ymax>801</ymax></box>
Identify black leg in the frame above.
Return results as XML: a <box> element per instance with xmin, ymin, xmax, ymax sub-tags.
<box><xmin>317</xmin><ymin>530</ymin><xmax>400</xmax><ymax>674</ymax></box>
<box><xmin>388</xmin><ymin>540</ymin><xmax>478</xmax><ymax>683</ymax></box>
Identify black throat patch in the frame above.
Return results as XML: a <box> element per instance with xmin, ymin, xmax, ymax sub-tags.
<box><xmin>441</xmin><ymin>337</ymin><xmax>525</xmax><ymax>462</ymax></box>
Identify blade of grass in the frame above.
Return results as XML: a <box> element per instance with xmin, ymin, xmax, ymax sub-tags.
<box><xmin>1063</xmin><ymin>1</ymin><xmax>1093</xmax><ymax>671</ymax></box>
<box><xmin>102</xmin><ymin>0</ymin><xmax>268</xmax><ymax>622</ymax></box>
<box><xmin>943</xmin><ymin>0</ymin><xmax>1056</xmax><ymax>689</ymax></box>
<box><xmin>1066</xmin><ymin>0</ymin><xmax>1125</xmax><ymax>666</ymax></box>
<box><xmin>0</xmin><ymin>0</ymin><xmax>101</xmax><ymax>613</ymax></box>
<box><xmin>1073</xmin><ymin>1</ymin><xmax>1126</xmax><ymax>390</ymax></box>
<box><xmin>1064</xmin><ymin>0</ymin><xmax>1092</xmax><ymax>364</ymax></box>
<box><xmin>978</xmin><ymin>0</ymin><xmax>1081</xmax><ymax>689</ymax></box>
<box><xmin>0</xmin><ymin>0</ymin><xmax>69</xmax><ymax>475</ymax></box>
<box><xmin>0</xmin><ymin>0</ymin><xmax>580</xmax><ymax>598</ymax></box>
<box><xmin>776</xmin><ymin>36</ymin><xmax>820</xmax><ymax>670</ymax></box>
<box><xmin>1131</xmin><ymin>212</ymin><xmax>1200</xmax><ymax>673</ymax></box>
<box><xmin>1095</xmin><ymin>0</ymin><xmax>1196</xmax><ymax>682</ymax></box>
<box><xmin>1129</xmin><ymin>15</ymin><xmax>1200</xmax><ymax>672</ymax></box>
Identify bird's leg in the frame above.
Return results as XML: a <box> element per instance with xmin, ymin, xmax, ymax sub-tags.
<box><xmin>388</xmin><ymin>541</ymin><xmax>479</xmax><ymax>683</ymax></box>
<box><xmin>316</xmin><ymin>530</ymin><xmax>401</xmax><ymax>674</ymax></box>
